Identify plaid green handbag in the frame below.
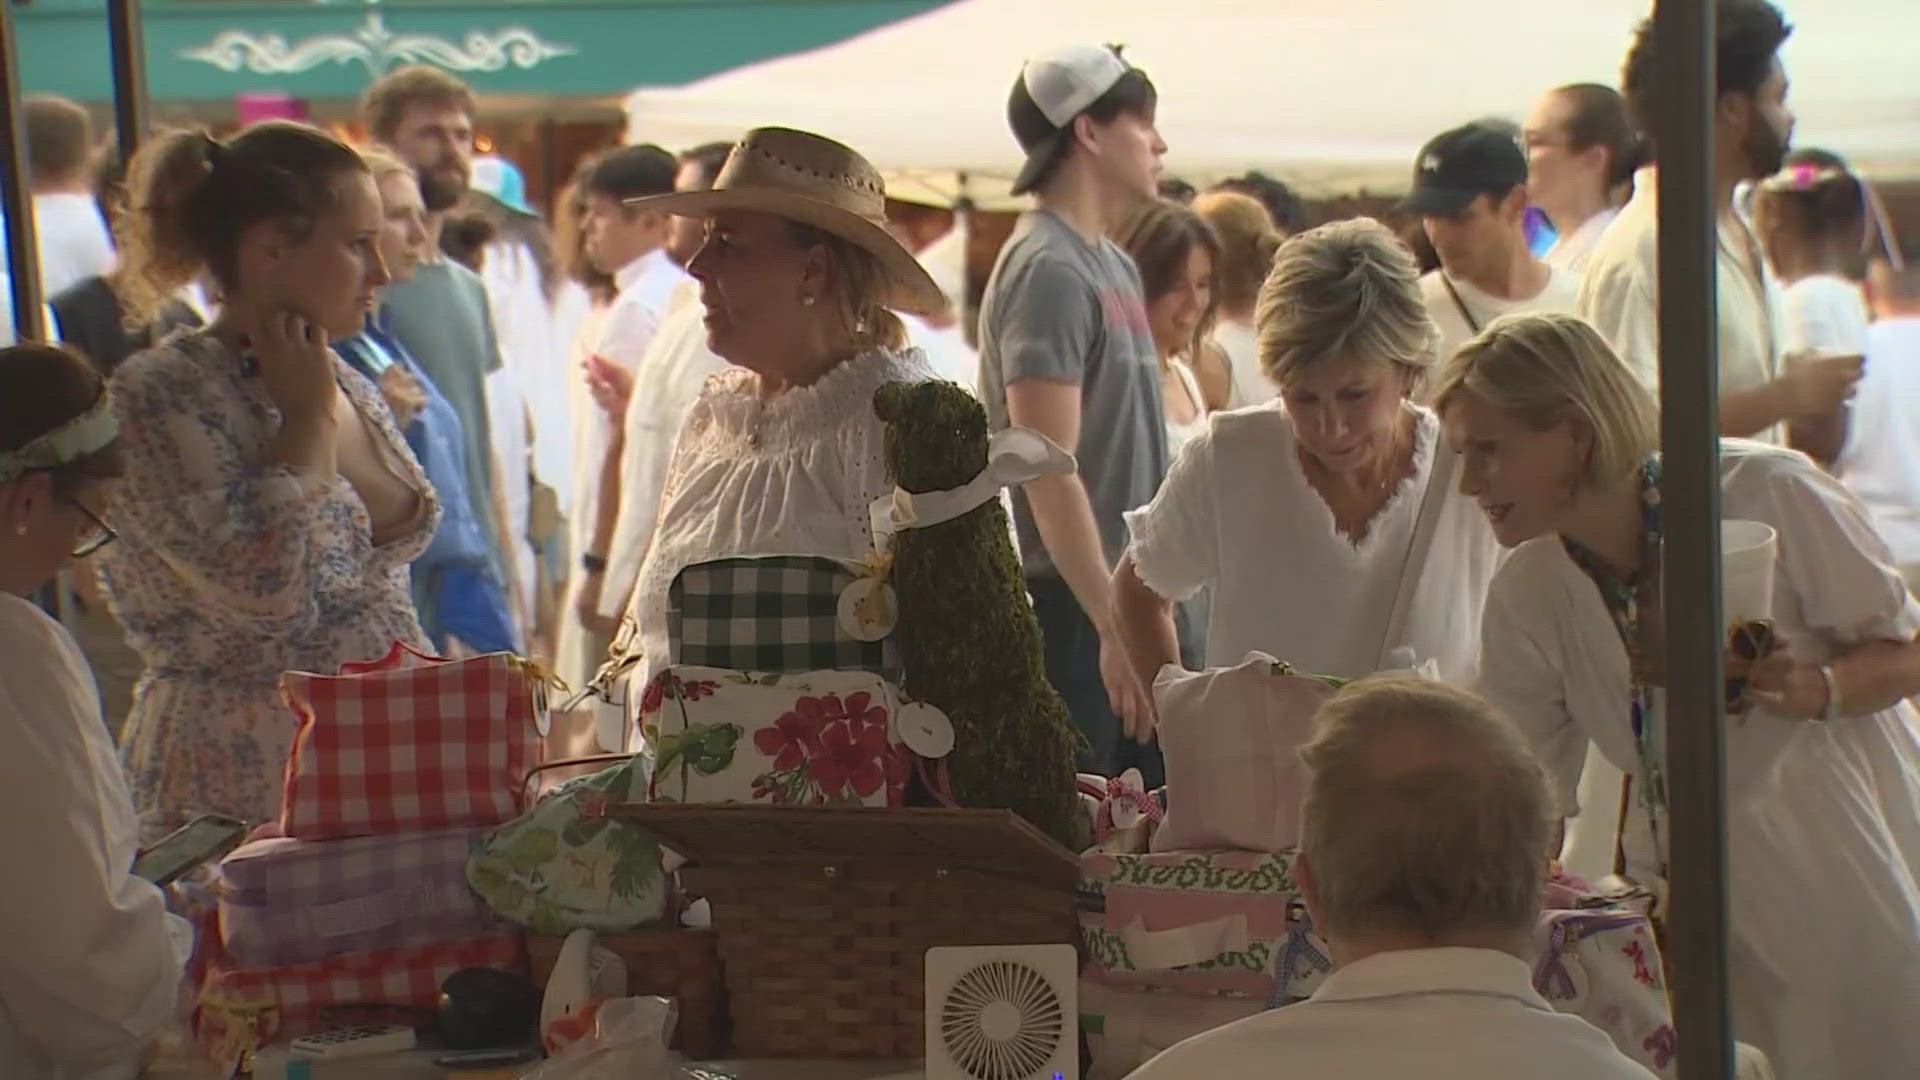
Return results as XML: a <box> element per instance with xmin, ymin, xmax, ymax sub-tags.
<box><xmin>667</xmin><ymin>555</ymin><xmax>903</xmax><ymax>682</ymax></box>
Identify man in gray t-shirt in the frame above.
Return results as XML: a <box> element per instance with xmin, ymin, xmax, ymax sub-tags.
<box><xmin>981</xmin><ymin>45</ymin><xmax>1170</xmax><ymax>782</ymax></box>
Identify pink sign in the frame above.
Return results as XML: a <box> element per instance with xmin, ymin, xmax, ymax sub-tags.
<box><xmin>236</xmin><ymin>92</ymin><xmax>309</xmax><ymax>126</ymax></box>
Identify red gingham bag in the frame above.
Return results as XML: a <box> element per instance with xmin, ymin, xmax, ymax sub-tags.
<box><xmin>194</xmin><ymin>933</ymin><xmax>527</xmax><ymax>1058</ymax></box>
<box><xmin>278</xmin><ymin>642</ymin><xmax>549</xmax><ymax>839</ymax></box>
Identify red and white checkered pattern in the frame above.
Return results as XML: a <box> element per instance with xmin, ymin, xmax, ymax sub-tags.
<box><xmin>278</xmin><ymin>644</ymin><xmax>545</xmax><ymax>839</ymax></box>
<box><xmin>196</xmin><ymin>933</ymin><xmax>526</xmax><ymax>1054</ymax></box>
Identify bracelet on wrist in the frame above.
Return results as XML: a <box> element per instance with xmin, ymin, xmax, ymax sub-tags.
<box><xmin>1816</xmin><ymin>663</ymin><xmax>1841</xmax><ymax>722</ymax></box>
<box><xmin>580</xmin><ymin>553</ymin><xmax>608</xmax><ymax>575</ymax></box>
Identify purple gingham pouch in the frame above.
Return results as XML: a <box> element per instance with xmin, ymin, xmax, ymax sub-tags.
<box><xmin>215</xmin><ymin>828</ymin><xmax>504</xmax><ymax>968</ymax></box>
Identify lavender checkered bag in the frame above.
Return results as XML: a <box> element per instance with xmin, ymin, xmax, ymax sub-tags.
<box><xmin>215</xmin><ymin>828</ymin><xmax>503</xmax><ymax>968</ymax></box>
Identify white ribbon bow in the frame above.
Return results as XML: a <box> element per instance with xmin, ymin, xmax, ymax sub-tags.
<box><xmin>870</xmin><ymin>426</ymin><xmax>1076</xmax><ymax>543</ymax></box>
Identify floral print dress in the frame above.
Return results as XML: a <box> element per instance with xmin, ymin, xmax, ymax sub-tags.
<box><xmin>102</xmin><ymin>331</ymin><xmax>440</xmax><ymax>843</ymax></box>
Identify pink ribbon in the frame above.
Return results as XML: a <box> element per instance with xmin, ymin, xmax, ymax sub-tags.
<box><xmin>1092</xmin><ymin>774</ymin><xmax>1162</xmax><ymax>842</ymax></box>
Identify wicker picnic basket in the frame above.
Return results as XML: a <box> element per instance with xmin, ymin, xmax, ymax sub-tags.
<box><xmin>614</xmin><ymin>804</ymin><xmax>1081</xmax><ymax>1059</ymax></box>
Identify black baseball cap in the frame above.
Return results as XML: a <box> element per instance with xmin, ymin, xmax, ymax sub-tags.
<box><xmin>1398</xmin><ymin>123</ymin><xmax>1529</xmax><ymax>216</ymax></box>
<box><xmin>1007</xmin><ymin>45</ymin><xmax>1147</xmax><ymax>196</ymax></box>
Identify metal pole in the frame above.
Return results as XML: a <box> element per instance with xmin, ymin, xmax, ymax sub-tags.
<box><xmin>107</xmin><ymin>0</ymin><xmax>150</xmax><ymax>163</ymax></box>
<box><xmin>1653</xmin><ymin>1</ymin><xmax>1735</xmax><ymax>1078</ymax></box>
<box><xmin>0</xmin><ymin>0</ymin><xmax>49</xmax><ymax>343</ymax></box>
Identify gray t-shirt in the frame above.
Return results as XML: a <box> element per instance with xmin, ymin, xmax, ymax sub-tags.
<box><xmin>978</xmin><ymin>209</ymin><xmax>1169</xmax><ymax>577</ymax></box>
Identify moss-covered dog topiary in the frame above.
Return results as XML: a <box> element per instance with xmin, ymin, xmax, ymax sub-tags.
<box><xmin>872</xmin><ymin>379</ymin><xmax>1082</xmax><ymax>851</ymax></box>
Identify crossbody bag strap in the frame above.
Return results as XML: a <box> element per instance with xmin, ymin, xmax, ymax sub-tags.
<box><xmin>1376</xmin><ymin>441</ymin><xmax>1458</xmax><ymax>670</ymax></box>
<box><xmin>1440</xmin><ymin>273</ymin><xmax>1484</xmax><ymax>335</ymax></box>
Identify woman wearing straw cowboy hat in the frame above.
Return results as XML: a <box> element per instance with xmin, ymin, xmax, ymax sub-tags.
<box><xmin>596</xmin><ymin>126</ymin><xmax>943</xmax><ymax>749</ymax></box>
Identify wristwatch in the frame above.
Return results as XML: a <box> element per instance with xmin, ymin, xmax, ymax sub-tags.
<box><xmin>580</xmin><ymin>553</ymin><xmax>608</xmax><ymax>575</ymax></box>
<box><xmin>1817</xmin><ymin>664</ymin><xmax>1841</xmax><ymax>722</ymax></box>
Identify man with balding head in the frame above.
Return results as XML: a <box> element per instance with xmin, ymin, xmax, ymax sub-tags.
<box><xmin>1128</xmin><ymin>677</ymin><xmax>1654</xmax><ymax>1080</ymax></box>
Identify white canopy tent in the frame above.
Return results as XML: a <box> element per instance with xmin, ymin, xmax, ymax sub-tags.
<box><xmin>625</xmin><ymin>0</ymin><xmax>1920</xmax><ymax>208</ymax></box>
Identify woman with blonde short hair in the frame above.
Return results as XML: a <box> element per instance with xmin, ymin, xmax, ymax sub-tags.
<box><xmin>1192</xmin><ymin>190</ymin><xmax>1284</xmax><ymax>406</ymax></box>
<box><xmin>1112</xmin><ymin>217</ymin><xmax>1502</xmax><ymax>735</ymax></box>
<box><xmin>1438</xmin><ymin>311</ymin><xmax>1920</xmax><ymax>1077</ymax></box>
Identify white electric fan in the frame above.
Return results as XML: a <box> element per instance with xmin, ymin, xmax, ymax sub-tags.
<box><xmin>924</xmin><ymin>943</ymin><xmax>1079</xmax><ymax>1080</ymax></box>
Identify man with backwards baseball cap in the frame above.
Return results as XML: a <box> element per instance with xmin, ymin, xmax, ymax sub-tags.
<box><xmin>977</xmin><ymin>44</ymin><xmax>1180</xmax><ymax>784</ymax></box>
<box><xmin>1402</xmin><ymin>121</ymin><xmax>1580</xmax><ymax>365</ymax></box>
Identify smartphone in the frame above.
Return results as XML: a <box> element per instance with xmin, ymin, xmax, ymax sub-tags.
<box><xmin>434</xmin><ymin>1046</ymin><xmax>542</xmax><ymax>1070</ymax></box>
<box><xmin>132</xmin><ymin>813</ymin><xmax>249</xmax><ymax>887</ymax></box>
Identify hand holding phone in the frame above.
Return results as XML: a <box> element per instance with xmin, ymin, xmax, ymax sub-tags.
<box><xmin>132</xmin><ymin>814</ymin><xmax>249</xmax><ymax>887</ymax></box>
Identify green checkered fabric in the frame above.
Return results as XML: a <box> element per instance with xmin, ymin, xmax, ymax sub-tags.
<box><xmin>667</xmin><ymin>556</ymin><xmax>902</xmax><ymax>681</ymax></box>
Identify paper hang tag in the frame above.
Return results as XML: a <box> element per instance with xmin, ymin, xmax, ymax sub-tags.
<box><xmin>1110</xmin><ymin>767</ymin><xmax>1148</xmax><ymax>829</ymax></box>
<box><xmin>837</xmin><ymin>577</ymin><xmax>898</xmax><ymax>641</ymax></box>
<box><xmin>896</xmin><ymin>702</ymin><xmax>955</xmax><ymax>759</ymax></box>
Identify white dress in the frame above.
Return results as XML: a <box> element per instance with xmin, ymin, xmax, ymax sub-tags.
<box><xmin>618</xmin><ymin>347</ymin><xmax>935</xmax><ymax>745</ymax></box>
<box><xmin>1125</xmin><ymin>401</ymin><xmax>1502</xmax><ymax>682</ymax></box>
<box><xmin>0</xmin><ymin>593</ymin><xmax>190</xmax><ymax>1080</ymax></box>
<box><xmin>1214</xmin><ymin>318</ymin><xmax>1270</xmax><ymax>410</ymax></box>
<box><xmin>1780</xmin><ymin>273</ymin><xmax>1870</xmax><ymax>358</ymax></box>
<box><xmin>1478</xmin><ymin>440</ymin><xmax>1920</xmax><ymax>1079</ymax></box>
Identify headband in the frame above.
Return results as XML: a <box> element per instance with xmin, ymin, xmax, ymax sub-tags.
<box><xmin>0</xmin><ymin>394</ymin><xmax>118</xmax><ymax>484</ymax></box>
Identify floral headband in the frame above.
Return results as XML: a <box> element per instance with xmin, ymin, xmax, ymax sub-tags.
<box><xmin>0</xmin><ymin>394</ymin><xmax>118</xmax><ymax>484</ymax></box>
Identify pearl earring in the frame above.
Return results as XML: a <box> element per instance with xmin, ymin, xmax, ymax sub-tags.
<box><xmin>800</xmin><ymin>295</ymin><xmax>816</xmax><ymax>307</ymax></box>
<box><xmin>13</xmin><ymin>524</ymin><xmax>25</xmax><ymax>536</ymax></box>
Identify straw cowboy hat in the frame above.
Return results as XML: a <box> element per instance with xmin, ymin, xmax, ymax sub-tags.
<box><xmin>624</xmin><ymin>127</ymin><xmax>946</xmax><ymax>317</ymax></box>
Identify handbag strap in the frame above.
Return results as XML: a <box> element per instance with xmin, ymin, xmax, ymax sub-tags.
<box><xmin>1440</xmin><ymin>273</ymin><xmax>1483</xmax><ymax>335</ymax></box>
<box><xmin>1376</xmin><ymin>444</ymin><xmax>1458</xmax><ymax>671</ymax></box>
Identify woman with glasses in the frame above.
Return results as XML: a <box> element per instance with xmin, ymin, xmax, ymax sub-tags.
<box><xmin>0</xmin><ymin>343</ymin><xmax>191</xmax><ymax>1078</ymax></box>
<box><xmin>101</xmin><ymin>122</ymin><xmax>437</xmax><ymax>849</ymax></box>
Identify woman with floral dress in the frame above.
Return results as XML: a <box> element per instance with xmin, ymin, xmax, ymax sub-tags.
<box><xmin>102</xmin><ymin>122</ymin><xmax>438</xmax><ymax>842</ymax></box>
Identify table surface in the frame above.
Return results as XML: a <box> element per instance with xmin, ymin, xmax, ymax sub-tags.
<box><xmin>150</xmin><ymin>1047</ymin><xmax>925</xmax><ymax>1080</ymax></box>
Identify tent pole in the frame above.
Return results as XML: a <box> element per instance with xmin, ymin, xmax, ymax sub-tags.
<box><xmin>1653</xmin><ymin>0</ymin><xmax>1735</xmax><ymax>1077</ymax></box>
<box><xmin>1</xmin><ymin>0</ymin><xmax>49</xmax><ymax>343</ymax></box>
<box><xmin>108</xmin><ymin>0</ymin><xmax>151</xmax><ymax>163</ymax></box>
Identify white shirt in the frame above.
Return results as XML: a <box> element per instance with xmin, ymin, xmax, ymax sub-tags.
<box><xmin>566</xmin><ymin>249</ymin><xmax>690</xmax><ymax>566</ymax></box>
<box><xmin>1215</xmin><ymin>318</ymin><xmax>1270</xmax><ymax>409</ymax></box>
<box><xmin>1780</xmin><ymin>273</ymin><xmax>1870</xmax><ymax>358</ymax></box>
<box><xmin>1478</xmin><ymin>439</ymin><xmax>1920</xmax><ymax>1077</ymax></box>
<box><xmin>1546</xmin><ymin>208</ymin><xmax>1619</xmax><ymax>274</ymax></box>
<box><xmin>1421</xmin><ymin>265</ymin><xmax>1582</xmax><ymax>365</ymax></box>
<box><xmin>1124</xmin><ymin>402</ymin><xmax>1501</xmax><ymax>682</ymax></box>
<box><xmin>0</xmin><ymin>593</ymin><xmax>189</xmax><ymax>1080</ymax></box>
<box><xmin>622</xmin><ymin>347</ymin><xmax>935</xmax><ymax>737</ymax></box>
<box><xmin>1162</xmin><ymin>358</ymin><xmax>1208</xmax><ymax>459</ymax></box>
<box><xmin>32</xmin><ymin>193</ymin><xmax>116</xmax><ymax>298</ymax></box>
<box><xmin>1578</xmin><ymin>168</ymin><xmax>1786</xmax><ymax>443</ymax></box>
<box><xmin>598</xmin><ymin>280</ymin><xmax>726</xmax><ymax>620</ymax></box>
<box><xmin>1130</xmin><ymin>947</ymin><xmax>1655</xmax><ymax>1080</ymax></box>
<box><xmin>1840</xmin><ymin>316</ymin><xmax>1920</xmax><ymax>568</ymax></box>
<box><xmin>480</xmin><ymin>239</ymin><xmax>572</xmax><ymax>505</ymax></box>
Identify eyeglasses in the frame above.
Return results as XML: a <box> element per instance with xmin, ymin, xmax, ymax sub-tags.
<box><xmin>62</xmin><ymin>496</ymin><xmax>117</xmax><ymax>558</ymax></box>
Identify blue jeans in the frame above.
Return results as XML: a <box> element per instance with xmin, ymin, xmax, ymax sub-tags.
<box><xmin>1027</xmin><ymin>575</ymin><xmax>1194</xmax><ymax>788</ymax></box>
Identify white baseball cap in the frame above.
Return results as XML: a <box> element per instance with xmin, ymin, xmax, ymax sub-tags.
<box><xmin>1006</xmin><ymin>44</ymin><xmax>1146</xmax><ymax>195</ymax></box>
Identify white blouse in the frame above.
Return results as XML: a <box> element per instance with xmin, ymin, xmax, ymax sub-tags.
<box><xmin>1780</xmin><ymin>273</ymin><xmax>1870</xmax><ymax>358</ymax></box>
<box><xmin>1124</xmin><ymin>401</ymin><xmax>1502</xmax><ymax>682</ymax></box>
<box><xmin>622</xmin><ymin>347</ymin><xmax>935</xmax><ymax>721</ymax></box>
<box><xmin>0</xmin><ymin>593</ymin><xmax>189</xmax><ymax>1079</ymax></box>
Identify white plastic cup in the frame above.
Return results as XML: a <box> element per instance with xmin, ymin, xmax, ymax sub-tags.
<box><xmin>1721</xmin><ymin>519</ymin><xmax>1778</xmax><ymax>624</ymax></box>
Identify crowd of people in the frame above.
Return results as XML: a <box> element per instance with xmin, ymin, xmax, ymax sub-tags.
<box><xmin>4</xmin><ymin>0</ymin><xmax>1920</xmax><ymax>1076</ymax></box>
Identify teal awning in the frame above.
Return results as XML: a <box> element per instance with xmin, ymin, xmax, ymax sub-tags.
<box><xmin>12</xmin><ymin>0</ymin><xmax>954</xmax><ymax>105</ymax></box>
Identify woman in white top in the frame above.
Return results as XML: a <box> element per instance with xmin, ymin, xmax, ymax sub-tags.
<box><xmin>1522</xmin><ymin>83</ymin><xmax>1644</xmax><ymax>273</ymax></box>
<box><xmin>1113</xmin><ymin>199</ymin><xmax>1229</xmax><ymax>447</ymax></box>
<box><xmin>1752</xmin><ymin>161</ymin><xmax>1872</xmax><ymax>358</ymax></box>
<box><xmin>606</xmin><ymin>128</ymin><xmax>939</xmax><ymax>743</ymax></box>
<box><xmin>1438</xmin><ymin>313</ymin><xmax>1920</xmax><ymax>1079</ymax></box>
<box><xmin>1192</xmin><ymin>190</ymin><xmax>1284</xmax><ymax>408</ymax></box>
<box><xmin>0</xmin><ymin>343</ymin><xmax>189</xmax><ymax>1079</ymax></box>
<box><xmin>1114</xmin><ymin>218</ymin><xmax>1503</xmax><ymax>734</ymax></box>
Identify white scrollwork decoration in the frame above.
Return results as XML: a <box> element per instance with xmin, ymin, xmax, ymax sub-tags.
<box><xmin>180</xmin><ymin>12</ymin><xmax>576</xmax><ymax>77</ymax></box>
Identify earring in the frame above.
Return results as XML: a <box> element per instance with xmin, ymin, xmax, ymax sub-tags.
<box><xmin>800</xmin><ymin>295</ymin><xmax>817</xmax><ymax>307</ymax></box>
<box><xmin>12</xmin><ymin>524</ymin><xmax>24</xmax><ymax>536</ymax></box>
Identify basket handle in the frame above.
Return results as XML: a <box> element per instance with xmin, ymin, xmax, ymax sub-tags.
<box><xmin>522</xmin><ymin>753</ymin><xmax>633</xmax><ymax>801</ymax></box>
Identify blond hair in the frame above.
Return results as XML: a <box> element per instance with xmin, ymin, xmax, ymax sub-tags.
<box><xmin>1431</xmin><ymin>312</ymin><xmax>1658</xmax><ymax>490</ymax></box>
<box><xmin>1193</xmin><ymin>189</ymin><xmax>1282</xmax><ymax>309</ymax></box>
<box><xmin>1255</xmin><ymin>217</ymin><xmax>1436</xmax><ymax>389</ymax></box>
<box><xmin>789</xmin><ymin>222</ymin><xmax>908</xmax><ymax>354</ymax></box>
<box><xmin>1301</xmin><ymin>675</ymin><xmax>1552</xmax><ymax>934</ymax></box>
<box><xmin>355</xmin><ymin>144</ymin><xmax>413</xmax><ymax>185</ymax></box>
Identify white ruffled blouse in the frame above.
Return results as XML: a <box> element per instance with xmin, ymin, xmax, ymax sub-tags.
<box><xmin>620</xmin><ymin>347</ymin><xmax>934</xmax><ymax>730</ymax></box>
